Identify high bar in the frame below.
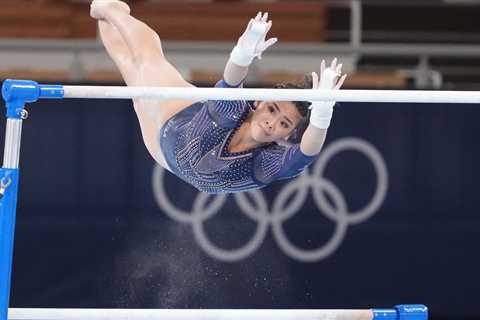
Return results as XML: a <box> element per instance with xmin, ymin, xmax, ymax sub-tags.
<box><xmin>8</xmin><ymin>305</ymin><xmax>428</xmax><ymax>320</ymax></box>
<box><xmin>62</xmin><ymin>86</ymin><xmax>480</xmax><ymax>104</ymax></box>
<box><xmin>3</xmin><ymin>79</ymin><xmax>479</xmax><ymax>104</ymax></box>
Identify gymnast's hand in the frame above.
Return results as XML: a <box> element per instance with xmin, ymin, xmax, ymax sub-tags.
<box><xmin>90</xmin><ymin>0</ymin><xmax>130</xmax><ymax>21</ymax></box>
<box><xmin>308</xmin><ymin>58</ymin><xmax>347</xmax><ymax>129</ymax></box>
<box><xmin>230</xmin><ymin>12</ymin><xmax>278</xmax><ymax>67</ymax></box>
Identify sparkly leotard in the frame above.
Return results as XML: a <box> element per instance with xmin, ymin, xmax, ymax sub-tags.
<box><xmin>159</xmin><ymin>79</ymin><xmax>319</xmax><ymax>194</ymax></box>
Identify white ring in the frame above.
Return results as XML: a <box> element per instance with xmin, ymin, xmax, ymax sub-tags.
<box><xmin>153</xmin><ymin>137</ymin><xmax>389</xmax><ymax>262</ymax></box>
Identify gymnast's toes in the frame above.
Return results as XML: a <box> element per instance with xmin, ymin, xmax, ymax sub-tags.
<box><xmin>90</xmin><ymin>0</ymin><xmax>131</xmax><ymax>20</ymax></box>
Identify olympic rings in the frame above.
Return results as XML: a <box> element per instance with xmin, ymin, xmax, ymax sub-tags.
<box><xmin>152</xmin><ymin>137</ymin><xmax>388</xmax><ymax>263</ymax></box>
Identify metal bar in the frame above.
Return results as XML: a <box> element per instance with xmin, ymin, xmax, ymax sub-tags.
<box><xmin>4</xmin><ymin>79</ymin><xmax>480</xmax><ymax>104</ymax></box>
<box><xmin>2</xmin><ymin>120</ymin><xmax>23</xmax><ymax>169</ymax></box>
<box><xmin>8</xmin><ymin>309</ymin><xmax>374</xmax><ymax>320</ymax></box>
<box><xmin>0</xmin><ymin>169</ymin><xmax>20</xmax><ymax>320</ymax></box>
<box><xmin>330</xmin><ymin>30</ymin><xmax>480</xmax><ymax>43</ymax></box>
<box><xmin>60</xmin><ymin>85</ymin><xmax>480</xmax><ymax>104</ymax></box>
<box><xmin>350</xmin><ymin>0</ymin><xmax>362</xmax><ymax>47</ymax></box>
<box><xmin>1</xmin><ymin>81</ymin><xmax>25</xmax><ymax>320</ymax></box>
<box><xmin>7</xmin><ymin>305</ymin><xmax>428</xmax><ymax>320</ymax></box>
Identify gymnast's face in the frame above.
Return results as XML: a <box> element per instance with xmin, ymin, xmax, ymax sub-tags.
<box><xmin>250</xmin><ymin>101</ymin><xmax>302</xmax><ymax>143</ymax></box>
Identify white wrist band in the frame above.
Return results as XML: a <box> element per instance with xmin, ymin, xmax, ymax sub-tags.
<box><xmin>309</xmin><ymin>101</ymin><xmax>335</xmax><ymax>129</ymax></box>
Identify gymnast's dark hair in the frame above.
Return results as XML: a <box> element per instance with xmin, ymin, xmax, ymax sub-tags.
<box><xmin>274</xmin><ymin>75</ymin><xmax>313</xmax><ymax>144</ymax></box>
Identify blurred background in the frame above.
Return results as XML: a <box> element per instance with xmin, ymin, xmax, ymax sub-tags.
<box><xmin>1</xmin><ymin>0</ymin><xmax>480</xmax><ymax>320</ymax></box>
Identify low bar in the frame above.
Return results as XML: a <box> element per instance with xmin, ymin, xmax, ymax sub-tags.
<box><xmin>9</xmin><ymin>305</ymin><xmax>428</xmax><ymax>320</ymax></box>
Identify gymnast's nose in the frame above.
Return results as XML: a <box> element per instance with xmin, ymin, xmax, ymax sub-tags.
<box><xmin>265</xmin><ymin>120</ymin><xmax>279</xmax><ymax>135</ymax></box>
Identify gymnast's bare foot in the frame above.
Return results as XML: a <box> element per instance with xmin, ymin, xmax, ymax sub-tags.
<box><xmin>90</xmin><ymin>0</ymin><xmax>131</xmax><ymax>21</ymax></box>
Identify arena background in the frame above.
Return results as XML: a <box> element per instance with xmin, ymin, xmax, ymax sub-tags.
<box><xmin>1</xmin><ymin>1</ymin><xmax>480</xmax><ymax>320</ymax></box>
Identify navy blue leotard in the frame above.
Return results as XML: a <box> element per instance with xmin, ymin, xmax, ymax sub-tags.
<box><xmin>159</xmin><ymin>79</ymin><xmax>319</xmax><ymax>194</ymax></box>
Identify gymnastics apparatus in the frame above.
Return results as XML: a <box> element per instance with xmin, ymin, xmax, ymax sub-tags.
<box><xmin>6</xmin><ymin>81</ymin><xmax>480</xmax><ymax>320</ymax></box>
<box><xmin>4</xmin><ymin>80</ymin><xmax>480</xmax><ymax>320</ymax></box>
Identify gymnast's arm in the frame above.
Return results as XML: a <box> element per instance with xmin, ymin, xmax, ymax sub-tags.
<box><xmin>300</xmin><ymin>59</ymin><xmax>347</xmax><ymax>156</ymax></box>
<box><xmin>224</xmin><ymin>12</ymin><xmax>277</xmax><ymax>86</ymax></box>
<box><xmin>223</xmin><ymin>61</ymin><xmax>249</xmax><ymax>87</ymax></box>
<box><xmin>300</xmin><ymin>126</ymin><xmax>328</xmax><ymax>156</ymax></box>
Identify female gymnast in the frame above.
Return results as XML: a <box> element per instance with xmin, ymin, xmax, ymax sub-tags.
<box><xmin>90</xmin><ymin>0</ymin><xmax>346</xmax><ymax>194</ymax></box>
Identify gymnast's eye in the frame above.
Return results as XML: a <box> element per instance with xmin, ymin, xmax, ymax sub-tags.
<box><xmin>268</xmin><ymin>105</ymin><xmax>275</xmax><ymax>113</ymax></box>
<box><xmin>281</xmin><ymin>121</ymin><xmax>289</xmax><ymax>129</ymax></box>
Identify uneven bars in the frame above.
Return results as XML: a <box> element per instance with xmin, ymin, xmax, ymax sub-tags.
<box><xmin>2</xmin><ymin>79</ymin><xmax>480</xmax><ymax>104</ymax></box>
<box><xmin>9</xmin><ymin>305</ymin><xmax>428</xmax><ymax>320</ymax></box>
<box><xmin>1</xmin><ymin>82</ymin><xmax>429</xmax><ymax>320</ymax></box>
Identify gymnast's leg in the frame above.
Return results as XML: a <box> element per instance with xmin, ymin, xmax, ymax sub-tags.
<box><xmin>97</xmin><ymin>21</ymin><xmax>135</xmax><ymax>85</ymax></box>
<box><xmin>91</xmin><ymin>1</ymin><xmax>198</xmax><ymax>168</ymax></box>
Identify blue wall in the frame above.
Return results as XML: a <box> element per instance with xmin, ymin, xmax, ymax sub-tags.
<box><xmin>2</xmin><ymin>88</ymin><xmax>479</xmax><ymax>319</ymax></box>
